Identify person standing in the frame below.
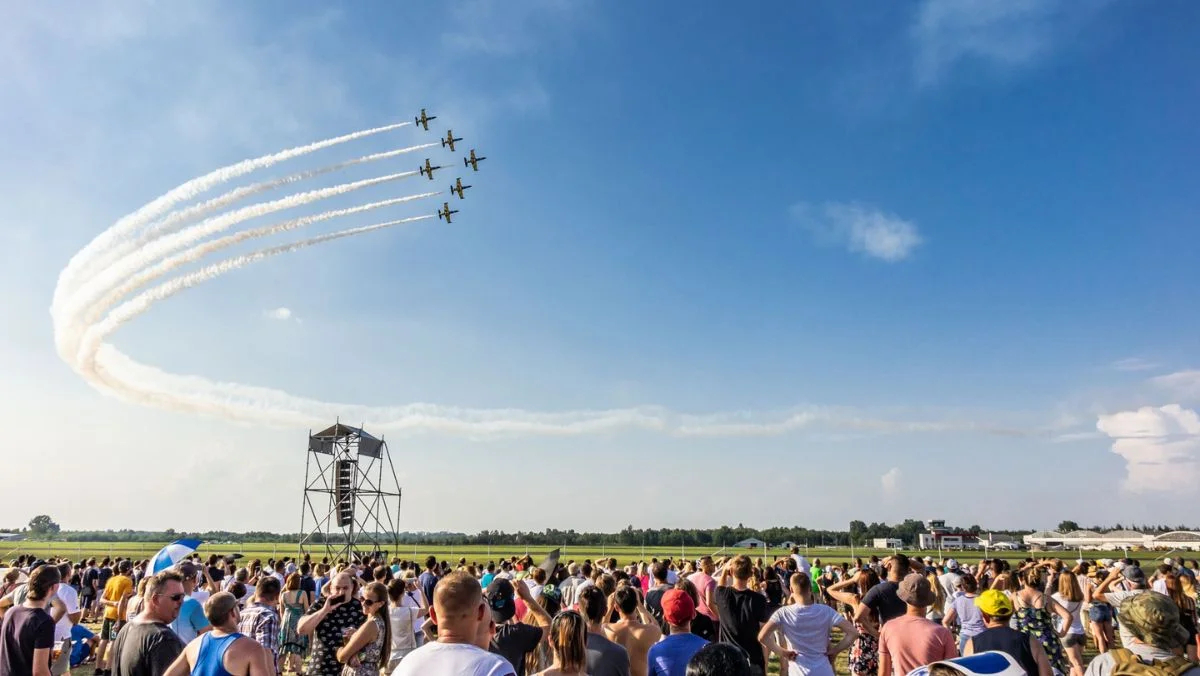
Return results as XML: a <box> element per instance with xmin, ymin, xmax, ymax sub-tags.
<box><xmin>236</xmin><ymin>577</ymin><xmax>281</xmax><ymax>673</ymax></box>
<box><xmin>97</xmin><ymin>561</ymin><xmax>135</xmax><ymax>676</ymax></box>
<box><xmin>965</xmin><ymin>589</ymin><xmax>1050</xmax><ymax>676</ymax></box>
<box><xmin>758</xmin><ymin>571</ymin><xmax>858</xmax><ymax>676</ymax></box>
<box><xmin>418</xmin><ymin>557</ymin><xmax>440</xmax><ymax>615</ymax></box>
<box><xmin>577</xmin><ymin>586</ymin><xmax>630</xmax><ymax>676</ymax></box>
<box><xmin>647</xmin><ymin>590</ymin><xmax>708</xmax><ymax>676</ymax></box>
<box><xmin>853</xmin><ymin>555</ymin><xmax>909</xmax><ymax>630</ymax></box>
<box><xmin>109</xmin><ymin>571</ymin><xmax>185</xmax><ymax>676</ymax></box>
<box><xmin>385</xmin><ymin>579</ymin><xmax>427</xmax><ymax>672</ymax></box>
<box><xmin>391</xmin><ymin>572</ymin><xmax>516</xmax><ymax>675</ymax></box>
<box><xmin>165</xmin><ymin>591</ymin><xmax>273</xmax><ymax>676</ymax></box>
<box><xmin>687</xmin><ymin>558</ymin><xmax>718</xmax><ymax>626</ymax></box>
<box><xmin>297</xmin><ymin>572</ymin><xmax>366</xmax><ymax>676</ymax></box>
<box><xmin>605</xmin><ymin>586</ymin><xmax>662</xmax><ymax>676</ymax></box>
<box><xmin>0</xmin><ymin>565</ymin><xmax>60</xmax><ymax>676</ymax></box>
<box><xmin>877</xmin><ymin>574</ymin><xmax>957</xmax><ymax>676</ymax></box>
<box><xmin>168</xmin><ymin>564</ymin><xmax>210</xmax><ymax>646</ymax></box>
<box><xmin>335</xmin><ymin>582</ymin><xmax>390</xmax><ymax>676</ymax></box>
<box><xmin>47</xmin><ymin>562</ymin><xmax>81</xmax><ymax>676</ymax></box>
<box><xmin>278</xmin><ymin>573</ymin><xmax>311</xmax><ymax>675</ymax></box>
<box><xmin>941</xmin><ymin>574</ymin><xmax>986</xmax><ymax>655</ymax></box>
<box><xmin>1082</xmin><ymin>592</ymin><xmax>1200</xmax><ymax>676</ymax></box>
<box><xmin>714</xmin><ymin>556</ymin><xmax>769</xmax><ymax>676</ymax></box>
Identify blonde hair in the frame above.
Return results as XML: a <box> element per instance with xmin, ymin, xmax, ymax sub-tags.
<box><xmin>549</xmin><ymin>610</ymin><xmax>587</xmax><ymax>672</ymax></box>
<box><xmin>1057</xmin><ymin>572</ymin><xmax>1082</xmax><ymax>602</ymax></box>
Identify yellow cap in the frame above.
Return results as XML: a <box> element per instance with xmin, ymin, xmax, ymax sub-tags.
<box><xmin>975</xmin><ymin>589</ymin><xmax>1013</xmax><ymax>616</ymax></box>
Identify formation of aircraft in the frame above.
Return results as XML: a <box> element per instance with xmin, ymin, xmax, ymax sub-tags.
<box><xmin>410</xmin><ymin>111</ymin><xmax>491</xmax><ymax>222</ymax></box>
<box><xmin>463</xmin><ymin>149</ymin><xmax>486</xmax><ymax>171</ymax></box>
<box><xmin>450</xmin><ymin>177</ymin><xmax>471</xmax><ymax>199</ymax></box>
<box><xmin>441</xmin><ymin>129</ymin><xmax>463</xmax><ymax>152</ymax></box>
<box><xmin>414</xmin><ymin>108</ymin><xmax>437</xmax><ymax>131</ymax></box>
<box><xmin>419</xmin><ymin>158</ymin><xmax>442</xmax><ymax>180</ymax></box>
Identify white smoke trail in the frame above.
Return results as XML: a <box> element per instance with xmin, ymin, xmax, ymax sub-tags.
<box><xmin>53</xmin><ymin>121</ymin><xmax>410</xmax><ymax>315</ymax></box>
<box><xmin>76</xmin><ymin>215</ymin><xmax>436</xmax><ymax>386</ymax></box>
<box><xmin>62</xmin><ymin>142</ymin><xmax>439</xmax><ymax>306</ymax></box>
<box><xmin>75</xmin><ymin>192</ymin><xmax>440</xmax><ymax>347</ymax></box>
<box><xmin>56</xmin><ymin>170</ymin><xmax>419</xmax><ymax>361</ymax></box>
<box><xmin>51</xmin><ymin>122</ymin><xmax>1061</xmax><ymax>440</ymax></box>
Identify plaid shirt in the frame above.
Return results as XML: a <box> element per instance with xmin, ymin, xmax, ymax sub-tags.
<box><xmin>238</xmin><ymin>601</ymin><xmax>281</xmax><ymax>671</ymax></box>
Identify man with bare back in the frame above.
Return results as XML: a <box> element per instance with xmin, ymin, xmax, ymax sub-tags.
<box><xmin>604</xmin><ymin>586</ymin><xmax>661</xmax><ymax>676</ymax></box>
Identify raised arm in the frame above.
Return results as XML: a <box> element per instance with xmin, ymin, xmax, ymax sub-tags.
<box><xmin>336</xmin><ymin>618</ymin><xmax>379</xmax><ymax>665</ymax></box>
<box><xmin>514</xmin><ymin>577</ymin><xmax>552</xmax><ymax>628</ymax></box>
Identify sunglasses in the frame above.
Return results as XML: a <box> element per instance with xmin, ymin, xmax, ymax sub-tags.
<box><xmin>363</xmin><ymin>598</ymin><xmax>384</xmax><ymax>607</ymax></box>
<box><xmin>158</xmin><ymin>593</ymin><xmax>185</xmax><ymax>602</ymax></box>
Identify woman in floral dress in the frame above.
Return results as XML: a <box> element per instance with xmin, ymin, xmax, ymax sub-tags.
<box><xmin>1014</xmin><ymin>566</ymin><xmax>1073</xmax><ymax>676</ymax></box>
<box><xmin>278</xmin><ymin>572</ymin><xmax>311</xmax><ymax>674</ymax></box>
<box><xmin>828</xmin><ymin>568</ymin><xmax>881</xmax><ymax>676</ymax></box>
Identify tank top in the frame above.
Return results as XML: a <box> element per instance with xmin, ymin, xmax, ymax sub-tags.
<box><xmin>971</xmin><ymin>626</ymin><xmax>1038</xmax><ymax>676</ymax></box>
<box><xmin>192</xmin><ymin>631</ymin><xmax>244</xmax><ymax>676</ymax></box>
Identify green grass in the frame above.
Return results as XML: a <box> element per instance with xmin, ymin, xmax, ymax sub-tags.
<box><xmin>5</xmin><ymin>541</ymin><xmax>1179</xmax><ymax>568</ymax></box>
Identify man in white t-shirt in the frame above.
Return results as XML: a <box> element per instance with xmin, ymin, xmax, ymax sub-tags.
<box><xmin>791</xmin><ymin>546</ymin><xmax>812</xmax><ymax>575</ymax></box>
<box><xmin>392</xmin><ymin>571</ymin><xmax>515</xmax><ymax>676</ymax></box>
<box><xmin>52</xmin><ymin>563</ymin><xmax>82</xmax><ymax>676</ymax></box>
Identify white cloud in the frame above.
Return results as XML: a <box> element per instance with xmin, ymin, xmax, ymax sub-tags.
<box><xmin>264</xmin><ymin>307</ymin><xmax>293</xmax><ymax>321</ymax></box>
<box><xmin>881</xmin><ymin>467</ymin><xmax>903</xmax><ymax>497</ymax></box>
<box><xmin>1111</xmin><ymin>357</ymin><xmax>1160</xmax><ymax>372</ymax></box>
<box><xmin>910</xmin><ymin>0</ymin><xmax>1112</xmax><ymax>87</ymax></box>
<box><xmin>1151</xmin><ymin>371</ymin><xmax>1200</xmax><ymax>402</ymax></box>
<box><xmin>791</xmin><ymin>202</ymin><xmax>923</xmax><ymax>262</ymax></box>
<box><xmin>1096</xmin><ymin>404</ymin><xmax>1200</xmax><ymax>493</ymax></box>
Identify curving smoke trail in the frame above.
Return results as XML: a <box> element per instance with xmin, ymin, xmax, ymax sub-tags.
<box><xmin>53</xmin><ymin>121</ymin><xmax>411</xmax><ymax>315</ymax></box>
<box><xmin>56</xmin><ymin>170</ymin><xmax>420</xmax><ymax>363</ymax></box>
<box><xmin>60</xmin><ymin>142</ymin><xmax>439</xmax><ymax>311</ymax></box>
<box><xmin>52</xmin><ymin>121</ymin><xmax>1052</xmax><ymax>440</ymax></box>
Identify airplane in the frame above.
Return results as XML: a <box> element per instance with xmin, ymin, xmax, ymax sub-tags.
<box><xmin>414</xmin><ymin>108</ymin><xmax>437</xmax><ymax>131</ymax></box>
<box><xmin>450</xmin><ymin>177</ymin><xmax>471</xmax><ymax>199</ymax></box>
<box><xmin>437</xmin><ymin>202</ymin><xmax>459</xmax><ymax>223</ymax></box>
<box><xmin>419</xmin><ymin>158</ymin><xmax>443</xmax><ymax>180</ymax></box>
<box><xmin>463</xmin><ymin>149</ymin><xmax>487</xmax><ymax>171</ymax></box>
<box><xmin>441</xmin><ymin>129</ymin><xmax>463</xmax><ymax>152</ymax></box>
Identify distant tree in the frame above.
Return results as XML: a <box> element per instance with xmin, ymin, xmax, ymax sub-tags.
<box><xmin>1057</xmin><ymin>520</ymin><xmax>1080</xmax><ymax>533</ymax></box>
<box><xmin>967</xmin><ymin>525</ymin><xmax>982</xmax><ymax>534</ymax></box>
<box><xmin>28</xmin><ymin>515</ymin><xmax>60</xmax><ymax>537</ymax></box>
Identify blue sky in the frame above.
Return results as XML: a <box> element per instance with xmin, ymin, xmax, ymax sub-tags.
<box><xmin>2</xmin><ymin>0</ymin><xmax>1198</xmax><ymax>535</ymax></box>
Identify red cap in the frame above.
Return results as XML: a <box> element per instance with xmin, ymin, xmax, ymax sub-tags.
<box><xmin>662</xmin><ymin>589</ymin><xmax>695</xmax><ymax>626</ymax></box>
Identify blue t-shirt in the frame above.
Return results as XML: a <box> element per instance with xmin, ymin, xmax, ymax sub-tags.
<box><xmin>170</xmin><ymin>597</ymin><xmax>211</xmax><ymax>643</ymax></box>
<box><xmin>480</xmin><ymin>573</ymin><xmax>496</xmax><ymax>589</ymax></box>
<box><xmin>418</xmin><ymin>572</ymin><xmax>438</xmax><ymax>607</ymax></box>
<box><xmin>648</xmin><ymin>633</ymin><xmax>708</xmax><ymax>676</ymax></box>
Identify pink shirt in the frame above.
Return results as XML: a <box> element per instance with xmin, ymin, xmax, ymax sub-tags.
<box><xmin>879</xmin><ymin>614</ymin><xmax>958</xmax><ymax>676</ymax></box>
<box><xmin>687</xmin><ymin>572</ymin><xmax>717</xmax><ymax>619</ymax></box>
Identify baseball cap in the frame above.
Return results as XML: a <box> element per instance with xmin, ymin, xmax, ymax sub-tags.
<box><xmin>1121</xmin><ymin>591</ymin><xmax>1190</xmax><ymax>650</ymax></box>
<box><xmin>975</xmin><ymin>589</ymin><xmax>1014</xmax><ymax>616</ymax></box>
<box><xmin>485</xmin><ymin>579</ymin><xmax>516</xmax><ymax>623</ymax></box>
<box><xmin>661</xmin><ymin>589</ymin><xmax>696</xmax><ymax>626</ymax></box>
<box><xmin>1122</xmin><ymin>566</ymin><xmax>1147</xmax><ymax>584</ymax></box>
<box><xmin>897</xmin><ymin>573</ymin><xmax>935</xmax><ymax>607</ymax></box>
<box><xmin>947</xmin><ymin>559</ymin><xmax>960</xmax><ymax>571</ymax></box>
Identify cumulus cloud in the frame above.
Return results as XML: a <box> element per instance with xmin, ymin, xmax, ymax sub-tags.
<box><xmin>1096</xmin><ymin>404</ymin><xmax>1200</xmax><ymax>493</ymax></box>
<box><xmin>910</xmin><ymin>0</ymin><xmax>1114</xmax><ymax>87</ymax></box>
<box><xmin>791</xmin><ymin>202</ymin><xmax>922</xmax><ymax>262</ymax></box>
<box><xmin>881</xmin><ymin>467</ymin><xmax>903</xmax><ymax>497</ymax></box>
<box><xmin>263</xmin><ymin>307</ymin><xmax>293</xmax><ymax>321</ymax></box>
<box><xmin>1111</xmin><ymin>357</ymin><xmax>1160</xmax><ymax>372</ymax></box>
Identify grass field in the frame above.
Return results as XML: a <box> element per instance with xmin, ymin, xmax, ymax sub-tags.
<box><xmin>5</xmin><ymin>540</ymin><xmax>1179</xmax><ymax>568</ymax></box>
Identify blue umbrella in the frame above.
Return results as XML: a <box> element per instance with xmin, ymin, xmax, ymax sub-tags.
<box><xmin>151</xmin><ymin>538</ymin><xmax>202</xmax><ymax>574</ymax></box>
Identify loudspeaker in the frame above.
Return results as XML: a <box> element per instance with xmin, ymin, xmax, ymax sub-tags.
<box><xmin>334</xmin><ymin>459</ymin><xmax>356</xmax><ymax>527</ymax></box>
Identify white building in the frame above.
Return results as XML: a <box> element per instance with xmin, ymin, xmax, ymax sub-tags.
<box><xmin>873</xmin><ymin>538</ymin><xmax>904</xmax><ymax>549</ymax></box>
<box><xmin>1024</xmin><ymin>529</ymin><xmax>1200</xmax><ymax>551</ymax></box>
<box><xmin>733</xmin><ymin>538</ymin><xmax>768</xmax><ymax>549</ymax></box>
<box><xmin>918</xmin><ymin>520</ymin><xmax>980</xmax><ymax>550</ymax></box>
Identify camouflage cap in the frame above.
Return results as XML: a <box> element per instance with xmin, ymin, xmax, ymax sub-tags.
<box><xmin>1120</xmin><ymin>592</ymin><xmax>1190</xmax><ymax>650</ymax></box>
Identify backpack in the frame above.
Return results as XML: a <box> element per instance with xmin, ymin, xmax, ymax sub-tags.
<box><xmin>1109</xmin><ymin>648</ymin><xmax>1196</xmax><ymax>676</ymax></box>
